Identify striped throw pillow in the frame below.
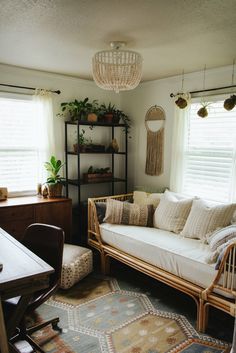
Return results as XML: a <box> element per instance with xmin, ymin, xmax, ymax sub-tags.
<box><xmin>181</xmin><ymin>199</ymin><xmax>236</xmax><ymax>241</ymax></box>
<box><xmin>153</xmin><ymin>190</ymin><xmax>193</xmax><ymax>233</ymax></box>
<box><xmin>104</xmin><ymin>199</ymin><xmax>154</xmax><ymax>227</ymax></box>
<box><xmin>207</xmin><ymin>225</ymin><xmax>236</xmax><ymax>251</ymax></box>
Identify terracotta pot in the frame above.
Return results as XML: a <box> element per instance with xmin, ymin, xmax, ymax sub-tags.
<box><xmin>46</xmin><ymin>183</ymin><xmax>63</xmax><ymax>198</ymax></box>
<box><xmin>87</xmin><ymin>113</ymin><xmax>98</xmax><ymax>122</ymax></box>
<box><xmin>104</xmin><ymin>114</ymin><xmax>113</xmax><ymax>123</ymax></box>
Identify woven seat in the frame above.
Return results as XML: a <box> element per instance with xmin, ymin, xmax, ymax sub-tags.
<box><xmin>60</xmin><ymin>244</ymin><xmax>93</xmax><ymax>289</ymax></box>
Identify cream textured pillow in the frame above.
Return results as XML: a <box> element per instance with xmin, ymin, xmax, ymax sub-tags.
<box><xmin>133</xmin><ymin>191</ymin><xmax>163</xmax><ymax>209</ymax></box>
<box><xmin>181</xmin><ymin>199</ymin><xmax>236</xmax><ymax>241</ymax></box>
<box><xmin>153</xmin><ymin>190</ymin><xmax>193</xmax><ymax>233</ymax></box>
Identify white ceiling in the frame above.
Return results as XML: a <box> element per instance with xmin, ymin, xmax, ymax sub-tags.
<box><xmin>0</xmin><ymin>0</ymin><xmax>236</xmax><ymax>82</ymax></box>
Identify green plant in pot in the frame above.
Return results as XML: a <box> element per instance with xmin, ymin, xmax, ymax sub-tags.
<box><xmin>44</xmin><ymin>156</ymin><xmax>65</xmax><ymax>198</ymax></box>
<box><xmin>58</xmin><ymin>98</ymin><xmax>98</xmax><ymax>121</ymax></box>
<box><xmin>73</xmin><ymin>129</ymin><xmax>92</xmax><ymax>153</ymax></box>
<box><xmin>99</xmin><ymin>103</ymin><xmax>116</xmax><ymax>123</ymax></box>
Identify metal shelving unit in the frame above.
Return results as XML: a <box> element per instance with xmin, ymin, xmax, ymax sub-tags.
<box><xmin>65</xmin><ymin>120</ymin><xmax>128</xmax><ymax>204</ymax></box>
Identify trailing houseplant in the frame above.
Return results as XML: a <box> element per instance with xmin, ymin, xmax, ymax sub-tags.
<box><xmin>44</xmin><ymin>156</ymin><xmax>65</xmax><ymax>197</ymax></box>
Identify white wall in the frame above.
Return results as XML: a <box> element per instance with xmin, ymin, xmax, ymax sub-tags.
<box><xmin>0</xmin><ymin>64</ymin><xmax>122</xmax><ymax>201</ymax></box>
<box><xmin>120</xmin><ymin>65</ymin><xmax>233</xmax><ymax>192</ymax></box>
<box><xmin>1</xmin><ymin>63</ymin><xmax>233</xmax><ymax>199</ymax></box>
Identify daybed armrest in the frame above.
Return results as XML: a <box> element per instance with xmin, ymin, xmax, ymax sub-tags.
<box><xmin>201</xmin><ymin>241</ymin><xmax>236</xmax><ymax>303</ymax></box>
<box><xmin>88</xmin><ymin>193</ymin><xmax>133</xmax><ymax>247</ymax></box>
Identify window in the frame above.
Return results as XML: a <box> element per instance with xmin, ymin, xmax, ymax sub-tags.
<box><xmin>0</xmin><ymin>94</ymin><xmax>39</xmax><ymax>197</ymax></box>
<box><xmin>182</xmin><ymin>95</ymin><xmax>236</xmax><ymax>203</ymax></box>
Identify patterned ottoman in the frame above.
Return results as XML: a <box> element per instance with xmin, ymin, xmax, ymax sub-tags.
<box><xmin>60</xmin><ymin>244</ymin><xmax>93</xmax><ymax>289</ymax></box>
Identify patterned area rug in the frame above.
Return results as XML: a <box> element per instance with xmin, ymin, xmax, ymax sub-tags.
<box><xmin>29</xmin><ymin>275</ymin><xmax>231</xmax><ymax>353</ymax></box>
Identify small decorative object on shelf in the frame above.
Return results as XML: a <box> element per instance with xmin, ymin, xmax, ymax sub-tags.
<box><xmin>37</xmin><ymin>183</ymin><xmax>42</xmax><ymax>196</ymax></box>
<box><xmin>83</xmin><ymin>166</ymin><xmax>112</xmax><ymax>183</ymax></box>
<box><xmin>42</xmin><ymin>184</ymin><xmax>48</xmax><ymax>198</ymax></box>
<box><xmin>106</xmin><ymin>138</ymin><xmax>119</xmax><ymax>152</ymax></box>
<box><xmin>44</xmin><ymin>156</ymin><xmax>65</xmax><ymax>198</ymax></box>
<box><xmin>0</xmin><ymin>187</ymin><xmax>8</xmax><ymax>201</ymax></box>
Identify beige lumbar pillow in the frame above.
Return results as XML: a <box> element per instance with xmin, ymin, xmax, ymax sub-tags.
<box><xmin>181</xmin><ymin>199</ymin><xmax>236</xmax><ymax>241</ymax></box>
<box><xmin>104</xmin><ymin>199</ymin><xmax>154</xmax><ymax>227</ymax></box>
<box><xmin>153</xmin><ymin>190</ymin><xmax>193</xmax><ymax>233</ymax></box>
<box><xmin>133</xmin><ymin>191</ymin><xmax>163</xmax><ymax>209</ymax></box>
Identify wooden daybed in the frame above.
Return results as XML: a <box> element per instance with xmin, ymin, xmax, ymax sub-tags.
<box><xmin>88</xmin><ymin>193</ymin><xmax>236</xmax><ymax>332</ymax></box>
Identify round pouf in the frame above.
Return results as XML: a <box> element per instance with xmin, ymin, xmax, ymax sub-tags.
<box><xmin>60</xmin><ymin>244</ymin><xmax>93</xmax><ymax>289</ymax></box>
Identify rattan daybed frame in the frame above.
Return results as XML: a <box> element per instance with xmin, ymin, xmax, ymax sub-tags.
<box><xmin>88</xmin><ymin>193</ymin><xmax>236</xmax><ymax>332</ymax></box>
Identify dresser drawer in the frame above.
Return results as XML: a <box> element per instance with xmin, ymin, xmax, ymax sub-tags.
<box><xmin>0</xmin><ymin>205</ymin><xmax>34</xmax><ymax>221</ymax></box>
<box><xmin>0</xmin><ymin>219</ymin><xmax>34</xmax><ymax>241</ymax></box>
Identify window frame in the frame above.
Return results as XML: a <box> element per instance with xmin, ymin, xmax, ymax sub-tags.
<box><xmin>0</xmin><ymin>92</ymin><xmax>39</xmax><ymax>198</ymax></box>
<box><xmin>181</xmin><ymin>93</ymin><xmax>236</xmax><ymax>203</ymax></box>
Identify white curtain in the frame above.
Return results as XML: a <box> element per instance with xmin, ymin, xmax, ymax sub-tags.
<box><xmin>33</xmin><ymin>90</ymin><xmax>56</xmax><ymax>183</ymax></box>
<box><xmin>170</xmin><ymin>105</ymin><xmax>190</xmax><ymax>193</ymax></box>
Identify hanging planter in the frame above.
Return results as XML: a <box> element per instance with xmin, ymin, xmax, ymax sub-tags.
<box><xmin>173</xmin><ymin>71</ymin><xmax>191</xmax><ymax>109</ymax></box>
<box><xmin>224</xmin><ymin>94</ymin><xmax>236</xmax><ymax>111</ymax></box>
<box><xmin>196</xmin><ymin>65</ymin><xmax>211</xmax><ymax>118</ymax></box>
<box><xmin>223</xmin><ymin>60</ymin><xmax>236</xmax><ymax>111</ymax></box>
<box><xmin>175</xmin><ymin>93</ymin><xmax>191</xmax><ymax>109</ymax></box>
<box><xmin>197</xmin><ymin>103</ymin><xmax>210</xmax><ymax>118</ymax></box>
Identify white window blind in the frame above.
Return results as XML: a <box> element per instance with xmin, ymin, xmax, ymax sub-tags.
<box><xmin>0</xmin><ymin>95</ymin><xmax>39</xmax><ymax>196</ymax></box>
<box><xmin>182</xmin><ymin>97</ymin><xmax>236</xmax><ymax>203</ymax></box>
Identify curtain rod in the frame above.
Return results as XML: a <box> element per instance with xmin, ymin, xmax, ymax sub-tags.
<box><xmin>170</xmin><ymin>84</ymin><xmax>236</xmax><ymax>98</ymax></box>
<box><xmin>0</xmin><ymin>83</ymin><xmax>61</xmax><ymax>94</ymax></box>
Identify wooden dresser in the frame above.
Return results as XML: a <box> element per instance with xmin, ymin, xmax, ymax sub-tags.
<box><xmin>0</xmin><ymin>196</ymin><xmax>72</xmax><ymax>242</ymax></box>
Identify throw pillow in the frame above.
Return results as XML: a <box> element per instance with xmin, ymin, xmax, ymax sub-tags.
<box><xmin>153</xmin><ymin>190</ymin><xmax>193</xmax><ymax>233</ymax></box>
<box><xmin>207</xmin><ymin>225</ymin><xmax>236</xmax><ymax>251</ymax></box>
<box><xmin>95</xmin><ymin>202</ymin><xmax>107</xmax><ymax>224</ymax></box>
<box><xmin>104</xmin><ymin>199</ymin><xmax>154</xmax><ymax>227</ymax></box>
<box><xmin>181</xmin><ymin>199</ymin><xmax>236</xmax><ymax>241</ymax></box>
<box><xmin>133</xmin><ymin>191</ymin><xmax>163</xmax><ymax>209</ymax></box>
<box><xmin>215</xmin><ymin>238</ymin><xmax>236</xmax><ymax>270</ymax></box>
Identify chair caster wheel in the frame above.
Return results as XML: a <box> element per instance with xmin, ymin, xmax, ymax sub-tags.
<box><xmin>52</xmin><ymin>322</ymin><xmax>62</xmax><ymax>333</ymax></box>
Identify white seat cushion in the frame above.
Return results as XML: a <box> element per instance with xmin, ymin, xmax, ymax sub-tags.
<box><xmin>100</xmin><ymin>223</ymin><xmax>216</xmax><ymax>289</ymax></box>
<box><xmin>60</xmin><ymin>244</ymin><xmax>93</xmax><ymax>289</ymax></box>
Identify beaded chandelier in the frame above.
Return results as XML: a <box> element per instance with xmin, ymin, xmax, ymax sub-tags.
<box><xmin>92</xmin><ymin>42</ymin><xmax>142</xmax><ymax>93</ymax></box>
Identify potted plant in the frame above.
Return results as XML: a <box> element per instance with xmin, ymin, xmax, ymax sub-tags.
<box><xmin>99</xmin><ymin>103</ymin><xmax>116</xmax><ymax>123</ymax></box>
<box><xmin>44</xmin><ymin>156</ymin><xmax>65</xmax><ymax>198</ymax></box>
<box><xmin>58</xmin><ymin>98</ymin><xmax>98</xmax><ymax>121</ymax></box>
<box><xmin>83</xmin><ymin>166</ymin><xmax>112</xmax><ymax>182</ymax></box>
<box><xmin>73</xmin><ymin>129</ymin><xmax>92</xmax><ymax>153</ymax></box>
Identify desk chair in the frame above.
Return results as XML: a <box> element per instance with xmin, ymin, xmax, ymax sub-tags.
<box><xmin>6</xmin><ymin>223</ymin><xmax>65</xmax><ymax>353</ymax></box>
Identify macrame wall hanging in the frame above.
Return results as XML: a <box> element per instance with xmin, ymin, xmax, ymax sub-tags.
<box><xmin>145</xmin><ymin>105</ymin><xmax>165</xmax><ymax>176</ymax></box>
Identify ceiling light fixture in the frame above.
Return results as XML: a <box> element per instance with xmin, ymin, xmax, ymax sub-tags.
<box><xmin>92</xmin><ymin>41</ymin><xmax>142</xmax><ymax>93</ymax></box>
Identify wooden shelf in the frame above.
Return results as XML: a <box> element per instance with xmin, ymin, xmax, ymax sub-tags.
<box><xmin>67</xmin><ymin>177</ymin><xmax>126</xmax><ymax>186</ymax></box>
<box><xmin>67</xmin><ymin>151</ymin><xmax>126</xmax><ymax>155</ymax></box>
<box><xmin>65</xmin><ymin>120</ymin><xmax>128</xmax><ymax>203</ymax></box>
<box><xmin>65</xmin><ymin>121</ymin><xmax>126</xmax><ymax>127</ymax></box>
